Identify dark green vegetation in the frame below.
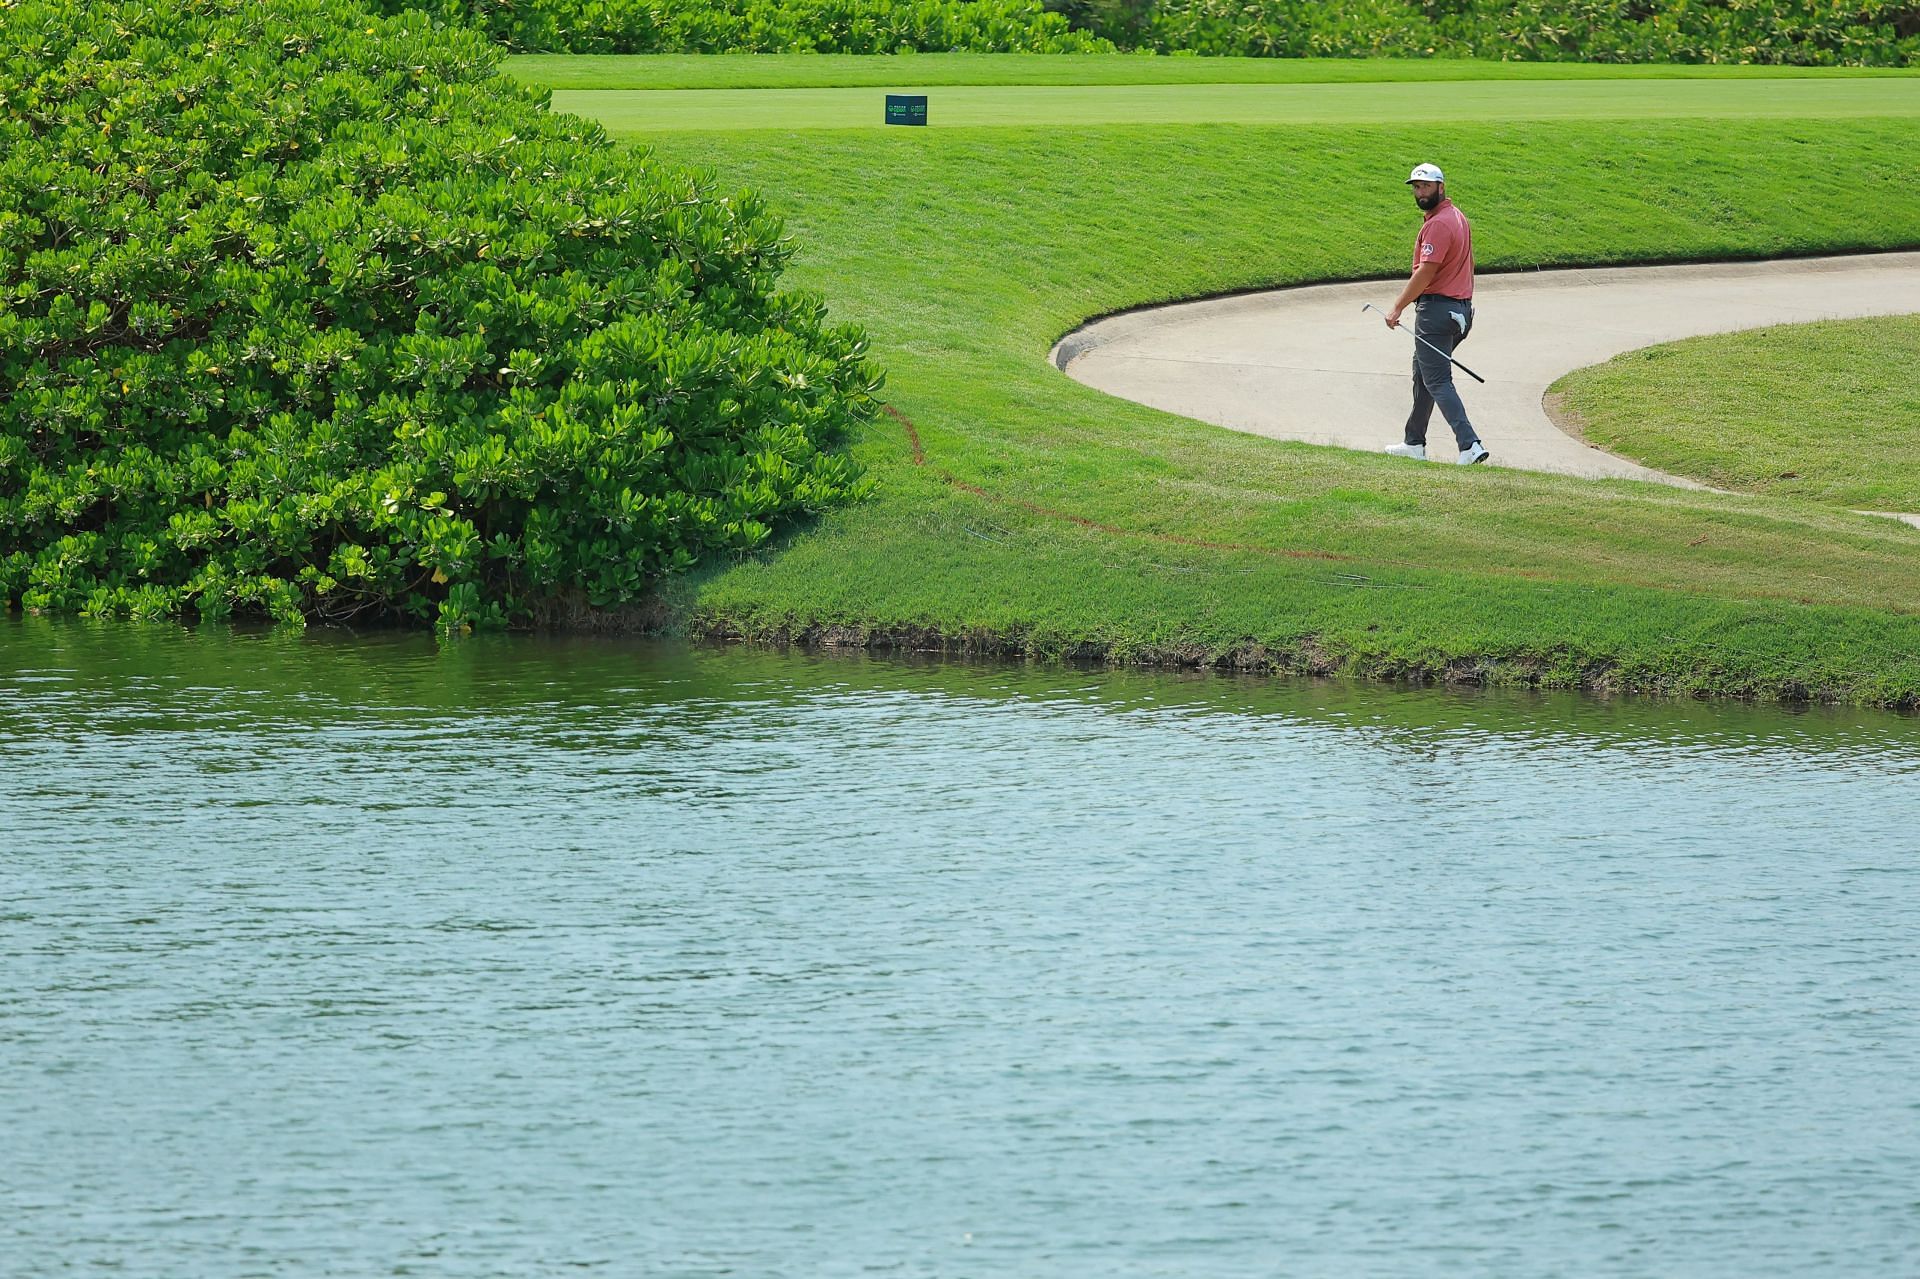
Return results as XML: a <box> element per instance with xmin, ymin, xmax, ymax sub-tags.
<box><xmin>379</xmin><ymin>0</ymin><xmax>1112</xmax><ymax>54</ymax></box>
<box><xmin>0</xmin><ymin>0</ymin><xmax>877</xmax><ymax>632</ymax></box>
<box><xmin>1554</xmin><ymin>316</ymin><xmax>1920</xmax><ymax>512</ymax></box>
<box><xmin>540</xmin><ymin>62</ymin><xmax>1920</xmax><ymax>705</ymax></box>
<box><xmin>402</xmin><ymin>0</ymin><xmax>1920</xmax><ymax>64</ymax></box>
<box><xmin>1060</xmin><ymin>0</ymin><xmax>1920</xmax><ymax>65</ymax></box>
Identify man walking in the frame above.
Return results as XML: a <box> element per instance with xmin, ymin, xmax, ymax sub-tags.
<box><xmin>1383</xmin><ymin>163</ymin><xmax>1489</xmax><ymax>465</ymax></box>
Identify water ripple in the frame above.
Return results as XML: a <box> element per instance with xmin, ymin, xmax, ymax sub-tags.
<box><xmin>3</xmin><ymin>619</ymin><xmax>1919</xmax><ymax>1276</ymax></box>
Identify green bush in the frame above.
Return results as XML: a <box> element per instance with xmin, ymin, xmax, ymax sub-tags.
<box><xmin>1091</xmin><ymin>0</ymin><xmax>1920</xmax><ymax>65</ymax></box>
<box><xmin>378</xmin><ymin>0</ymin><xmax>1116</xmax><ymax>54</ymax></box>
<box><xmin>383</xmin><ymin>0</ymin><xmax>1916</xmax><ymax>64</ymax></box>
<box><xmin>0</xmin><ymin>0</ymin><xmax>881</xmax><ymax>632</ymax></box>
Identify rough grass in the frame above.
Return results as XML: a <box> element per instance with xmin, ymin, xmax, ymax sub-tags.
<box><xmin>1553</xmin><ymin>316</ymin><xmax>1920</xmax><ymax>512</ymax></box>
<box><xmin>524</xmin><ymin>61</ymin><xmax>1920</xmax><ymax>704</ymax></box>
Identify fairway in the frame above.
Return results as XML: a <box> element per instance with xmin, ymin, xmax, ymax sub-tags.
<box><xmin>554</xmin><ymin>77</ymin><xmax>1920</xmax><ymax>130</ymax></box>
<box><xmin>508</xmin><ymin>52</ymin><xmax>1920</xmax><ymax>91</ymax></box>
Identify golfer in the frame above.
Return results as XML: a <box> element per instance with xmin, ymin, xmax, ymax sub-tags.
<box><xmin>1383</xmin><ymin>163</ymin><xmax>1490</xmax><ymax>465</ymax></box>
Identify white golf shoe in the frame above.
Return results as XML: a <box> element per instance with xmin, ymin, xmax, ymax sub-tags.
<box><xmin>1458</xmin><ymin>442</ymin><xmax>1490</xmax><ymax>465</ymax></box>
<box><xmin>1384</xmin><ymin>443</ymin><xmax>1426</xmax><ymax>460</ymax></box>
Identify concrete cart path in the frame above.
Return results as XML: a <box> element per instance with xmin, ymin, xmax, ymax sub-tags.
<box><xmin>1052</xmin><ymin>252</ymin><xmax>1920</xmax><ymax>491</ymax></box>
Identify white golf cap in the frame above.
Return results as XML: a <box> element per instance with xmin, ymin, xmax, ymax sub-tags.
<box><xmin>1405</xmin><ymin>163</ymin><xmax>1445</xmax><ymax>184</ymax></box>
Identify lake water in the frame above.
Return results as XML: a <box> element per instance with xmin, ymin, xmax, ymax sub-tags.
<box><xmin>4</xmin><ymin>617</ymin><xmax>1918</xmax><ymax>1276</ymax></box>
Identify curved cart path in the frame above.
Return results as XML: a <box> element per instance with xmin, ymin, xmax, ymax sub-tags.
<box><xmin>1053</xmin><ymin>252</ymin><xmax>1920</xmax><ymax>495</ymax></box>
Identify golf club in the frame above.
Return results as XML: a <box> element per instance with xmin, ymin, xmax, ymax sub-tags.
<box><xmin>1361</xmin><ymin>303</ymin><xmax>1485</xmax><ymax>383</ymax></box>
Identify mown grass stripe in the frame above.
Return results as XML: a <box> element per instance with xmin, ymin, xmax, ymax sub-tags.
<box><xmin>509</xmin><ymin>52</ymin><xmax>1920</xmax><ymax>92</ymax></box>
<box><xmin>555</xmin><ymin>78</ymin><xmax>1920</xmax><ymax>130</ymax></box>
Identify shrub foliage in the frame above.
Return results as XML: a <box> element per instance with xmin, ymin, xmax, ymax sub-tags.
<box><xmin>379</xmin><ymin>0</ymin><xmax>1918</xmax><ymax>62</ymax></box>
<box><xmin>378</xmin><ymin>0</ymin><xmax>1115</xmax><ymax>54</ymax></box>
<box><xmin>373</xmin><ymin>0</ymin><xmax>1917</xmax><ymax>63</ymax></box>
<box><xmin>1055</xmin><ymin>0</ymin><xmax>1920</xmax><ymax>65</ymax></box>
<box><xmin>0</xmin><ymin>0</ymin><xmax>881</xmax><ymax>631</ymax></box>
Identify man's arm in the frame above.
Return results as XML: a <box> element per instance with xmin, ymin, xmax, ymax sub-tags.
<box><xmin>1385</xmin><ymin>262</ymin><xmax>1440</xmax><ymax>328</ymax></box>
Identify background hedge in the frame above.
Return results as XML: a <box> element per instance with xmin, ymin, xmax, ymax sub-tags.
<box><xmin>1056</xmin><ymin>0</ymin><xmax>1920</xmax><ymax>64</ymax></box>
<box><xmin>0</xmin><ymin>0</ymin><xmax>881</xmax><ymax>631</ymax></box>
<box><xmin>377</xmin><ymin>0</ymin><xmax>1116</xmax><ymax>54</ymax></box>
<box><xmin>390</xmin><ymin>0</ymin><xmax>1919</xmax><ymax>63</ymax></box>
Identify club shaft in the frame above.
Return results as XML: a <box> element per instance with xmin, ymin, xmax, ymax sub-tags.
<box><xmin>1363</xmin><ymin>304</ymin><xmax>1486</xmax><ymax>383</ymax></box>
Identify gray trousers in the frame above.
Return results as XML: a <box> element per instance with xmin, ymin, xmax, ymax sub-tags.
<box><xmin>1403</xmin><ymin>296</ymin><xmax>1479</xmax><ymax>451</ymax></box>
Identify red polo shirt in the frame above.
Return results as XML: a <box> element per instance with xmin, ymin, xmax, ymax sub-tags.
<box><xmin>1414</xmin><ymin>198</ymin><xmax>1474</xmax><ymax>300</ymax></box>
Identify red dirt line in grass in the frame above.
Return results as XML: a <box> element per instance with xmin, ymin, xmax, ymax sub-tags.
<box><xmin>883</xmin><ymin>404</ymin><xmax>925</xmax><ymax>465</ymax></box>
<box><xmin>884</xmin><ymin>402</ymin><xmax>1350</xmax><ymax>563</ymax></box>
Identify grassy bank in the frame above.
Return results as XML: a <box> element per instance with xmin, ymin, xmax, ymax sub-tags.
<box><xmin>1553</xmin><ymin>316</ymin><xmax>1920</xmax><ymax>512</ymax></box>
<box><xmin>532</xmin><ymin>58</ymin><xmax>1920</xmax><ymax>705</ymax></box>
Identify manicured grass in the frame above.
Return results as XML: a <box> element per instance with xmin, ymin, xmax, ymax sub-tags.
<box><xmin>507</xmin><ymin>53</ymin><xmax>1920</xmax><ymax>91</ymax></box>
<box><xmin>1553</xmin><ymin>316</ymin><xmax>1920</xmax><ymax>512</ymax></box>
<box><xmin>541</xmin><ymin>67</ymin><xmax>1920</xmax><ymax>703</ymax></box>
<box><xmin>552</xmin><ymin>78</ymin><xmax>1920</xmax><ymax>130</ymax></box>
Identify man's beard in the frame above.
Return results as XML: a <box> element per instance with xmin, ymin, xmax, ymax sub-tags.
<box><xmin>1415</xmin><ymin>191</ymin><xmax>1442</xmax><ymax>211</ymax></box>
